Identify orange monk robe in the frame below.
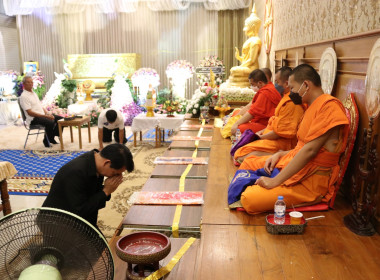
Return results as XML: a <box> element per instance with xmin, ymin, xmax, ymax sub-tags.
<box><xmin>238</xmin><ymin>83</ymin><xmax>281</xmax><ymax>133</ymax></box>
<box><xmin>239</xmin><ymin>94</ymin><xmax>349</xmax><ymax>214</ymax></box>
<box><xmin>234</xmin><ymin>91</ymin><xmax>305</xmax><ymax>159</ymax></box>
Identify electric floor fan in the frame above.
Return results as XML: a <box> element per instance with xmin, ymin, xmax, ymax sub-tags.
<box><xmin>0</xmin><ymin>208</ymin><xmax>114</xmax><ymax>279</ymax></box>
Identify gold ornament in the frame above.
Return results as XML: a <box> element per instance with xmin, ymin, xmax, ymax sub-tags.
<box><xmin>82</xmin><ymin>80</ymin><xmax>95</xmax><ymax>101</ymax></box>
<box><xmin>209</xmin><ymin>69</ymin><xmax>216</xmax><ymax>88</ymax></box>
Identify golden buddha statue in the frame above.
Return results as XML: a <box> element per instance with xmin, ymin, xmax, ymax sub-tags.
<box><xmin>229</xmin><ymin>4</ymin><xmax>262</xmax><ymax>88</ymax></box>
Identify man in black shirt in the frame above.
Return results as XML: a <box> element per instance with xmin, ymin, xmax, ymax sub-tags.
<box><xmin>43</xmin><ymin>144</ymin><xmax>134</xmax><ymax>229</ymax></box>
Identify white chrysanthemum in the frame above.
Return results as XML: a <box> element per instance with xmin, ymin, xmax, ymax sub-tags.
<box><xmin>193</xmin><ymin>109</ymin><xmax>197</xmax><ymax>114</ymax></box>
<box><xmin>195</xmin><ymin>104</ymin><xmax>199</xmax><ymax>108</ymax></box>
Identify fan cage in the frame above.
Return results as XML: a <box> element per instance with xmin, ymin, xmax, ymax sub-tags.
<box><xmin>0</xmin><ymin>208</ymin><xmax>114</xmax><ymax>279</ymax></box>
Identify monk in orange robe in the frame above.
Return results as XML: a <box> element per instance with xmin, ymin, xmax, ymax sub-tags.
<box><xmin>231</xmin><ymin>67</ymin><xmax>274</xmax><ymax>118</ymax></box>
<box><xmin>231</xmin><ymin>69</ymin><xmax>281</xmax><ymax>135</ymax></box>
<box><xmin>238</xmin><ymin>64</ymin><xmax>349</xmax><ymax>214</ymax></box>
<box><xmin>234</xmin><ymin>67</ymin><xmax>305</xmax><ymax>162</ymax></box>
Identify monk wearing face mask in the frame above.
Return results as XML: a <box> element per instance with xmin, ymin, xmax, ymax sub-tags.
<box><xmin>234</xmin><ymin>66</ymin><xmax>305</xmax><ymax>163</ymax></box>
<box><xmin>235</xmin><ymin>64</ymin><xmax>349</xmax><ymax>214</ymax></box>
<box><xmin>231</xmin><ymin>69</ymin><xmax>281</xmax><ymax>135</ymax></box>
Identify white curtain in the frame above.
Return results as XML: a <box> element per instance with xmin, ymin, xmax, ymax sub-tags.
<box><xmin>17</xmin><ymin>3</ymin><xmax>219</xmax><ymax>98</ymax></box>
<box><xmin>4</xmin><ymin>0</ymin><xmax>250</xmax><ymax>15</ymax></box>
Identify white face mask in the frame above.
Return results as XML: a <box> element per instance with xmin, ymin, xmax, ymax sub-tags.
<box><xmin>250</xmin><ymin>85</ymin><xmax>259</xmax><ymax>92</ymax></box>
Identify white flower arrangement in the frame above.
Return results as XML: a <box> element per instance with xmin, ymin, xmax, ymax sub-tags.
<box><xmin>166</xmin><ymin>60</ymin><xmax>194</xmax><ymax>80</ymax></box>
<box><xmin>219</xmin><ymin>82</ymin><xmax>255</xmax><ymax>102</ymax></box>
<box><xmin>186</xmin><ymin>88</ymin><xmax>213</xmax><ymax>116</ymax></box>
<box><xmin>131</xmin><ymin>68</ymin><xmax>160</xmax><ymax>88</ymax></box>
<box><xmin>196</xmin><ymin>55</ymin><xmax>225</xmax><ymax>87</ymax></box>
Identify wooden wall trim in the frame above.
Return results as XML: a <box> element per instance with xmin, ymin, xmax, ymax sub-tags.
<box><xmin>337</xmin><ymin>70</ymin><xmax>367</xmax><ymax>76</ymax></box>
<box><xmin>275</xmin><ymin>29</ymin><xmax>380</xmax><ymax>52</ymax></box>
<box><xmin>276</xmin><ymin>58</ymin><xmax>369</xmax><ymax>63</ymax></box>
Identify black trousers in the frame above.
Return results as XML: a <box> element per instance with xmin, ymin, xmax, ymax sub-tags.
<box><xmin>31</xmin><ymin>115</ymin><xmax>63</xmax><ymax>142</ymax></box>
<box><xmin>103</xmin><ymin>127</ymin><xmax>127</xmax><ymax>144</ymax></box>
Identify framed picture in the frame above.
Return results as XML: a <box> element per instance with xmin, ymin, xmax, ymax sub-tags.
<box><xmin>24</xmin><ymin>61</ymin><xmax>39</xmax><ymax>74</ymax></box>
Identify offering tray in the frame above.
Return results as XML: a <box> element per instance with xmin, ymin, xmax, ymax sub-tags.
<box><xmin>266</xmin><ymin>214</ymin><xmax>307</xmax><ymax>235</ymax></box>
<box><xmin>63</xmin><ymin>116</ymin><xmax>76</xmax><ymax>121</ymax></box>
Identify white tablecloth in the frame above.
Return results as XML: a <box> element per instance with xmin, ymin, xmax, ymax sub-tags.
<box><xmin>0</xmin><ymin>161</ymin><xmax>17</xmax><ymax>181</ymax></box>
<box><xmin>131</xmin><ymin>113</ymin><xmax>185</xmax><ymax>132</ymax></box>
<box><xmin>0</xmin><ymin>101</ymin><xmax>21</xmax><ymax>125</ymax></box>
<box><xmin>68</xmin><ymin>101</ymin><xmax>97</xmax><ymax>115</ymax></box>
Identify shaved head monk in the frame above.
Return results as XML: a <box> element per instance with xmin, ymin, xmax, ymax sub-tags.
<box><xmin>234</xmin><ymin>66</ymin><xmax>305</xmax><ymax>162</ymax></box>
<box><xmin>260</xmin><ymin>68</ymin><xmax>272</xmax><ymax>83</ymax></box>
<box><xmin>237</xmin><ymin>64</ymin><xmax>349</xmax><ymax>214</ymax></box>
<box><xmin>228</xmin><ymin>68</ymin><xmax>274</xmax><ymax>119</ymax></box>
<box><xmin>231</xmin><ymin>69</ymin><xmax>281</xmax><ymax>135</ymax></box>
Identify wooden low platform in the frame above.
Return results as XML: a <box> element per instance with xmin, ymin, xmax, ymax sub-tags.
<box><xmin>110</xmin><ymin>237</ymin><xmax>199</xmax><ymax>280</ymax></box>
<box><xmin>122</xmin><ymin>178</ymin><xmax>206</xmax><ymax>235</ymax></box>
<box><xmin>169</xmin><ymin>130</ymin><xmax>213</xmax><ymax>150</ymax></box>
<box><xmin>151</xmin><ymin>150</ymin><xmax>209</xmax><ymax>178</ymax></box>
<box><xmin>122</xmin><ymin>205</ymin><xmax>202</xmax><ymax>235</ymax></box>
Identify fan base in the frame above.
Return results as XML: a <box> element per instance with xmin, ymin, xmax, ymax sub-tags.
<box><xmin>126</xmin><ymin>262</ymin><xmax>162</xmax><ymax>280</ymax></box>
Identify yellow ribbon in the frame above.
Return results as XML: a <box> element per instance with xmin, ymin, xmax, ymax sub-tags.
<box><xmin>172</xmin><ymin>205</ymin><xmax>182</xmax><ymax>238</ymax></box>
<box><xmin>171</xmin><ymin>122</ymin><xmax>204</xmax><ymax>237</ymax></box>
<box><xmin>194</xmin><ymin>119</ymin><xmax>205</xmax><ymax>148</ymax></box>
<box><xmin>173</xmin><ymin>149</ymin><xmax>198</xmax><ymax>237</ymax></box>
<box><xmin>145</xmin><ymin>237</ymin><xmax>196</xmax><ymax>280</ymax></box>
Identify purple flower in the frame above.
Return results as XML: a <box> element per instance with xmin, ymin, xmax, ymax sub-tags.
<box><xmin>122</xmin><ymin>102</ymin><xmax>143</xmax><ymax>126</ymax></box>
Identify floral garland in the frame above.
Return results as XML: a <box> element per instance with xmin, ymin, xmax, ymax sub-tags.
<box><xmin>166</xmin><ymin>60</ymin><xmax>194</xmax><ymax>80</ymax></box>
<box><xmin>218</xmin><ymin>83</ymin><xmax>255</xmax><ymax>102</ymax></box>
<box><xmin>196</xmin><ymin>55</ymin><xmax>225</xmax><ymax>87</ymax></box>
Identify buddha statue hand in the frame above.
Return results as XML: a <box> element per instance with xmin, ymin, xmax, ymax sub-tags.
<box><xmin>235</xmin><ymin>47</ymin><xmax>242</xmax><ymax>62</ymax></box>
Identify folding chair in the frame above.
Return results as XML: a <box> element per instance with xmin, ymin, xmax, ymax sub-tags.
<box><xmin>17</xmin><ymin>98</ymin><xmax>50</xmax><ymax>149</ymax></box>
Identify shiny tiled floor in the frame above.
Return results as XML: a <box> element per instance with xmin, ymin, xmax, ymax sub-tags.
<box><xmin>0</xmin><ymin>195</ymin><xmax>45</xmax><ymax>218</ymax></box>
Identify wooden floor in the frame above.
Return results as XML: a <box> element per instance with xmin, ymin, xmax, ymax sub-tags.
<box><xmin>112</xmin><ymin>118</ymin><xmax>380</xmax><ymax>280</ymax></box>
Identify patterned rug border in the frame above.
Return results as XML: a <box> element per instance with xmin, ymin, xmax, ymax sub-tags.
<box><xmin>8</xmin><ymin>190</ymin><xmax>49</xmax><ymax>196</ymax></box>
<box><xmin>1</xmin><ymin>150</ymin><xmax>86</xmax><ymax>195</ymax></box>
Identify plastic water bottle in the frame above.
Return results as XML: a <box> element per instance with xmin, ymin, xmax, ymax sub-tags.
<box><xmin>274</xmin><ymin>196</ymin><xmax>286</xmax><ymax>224</ymax></box>
<box><xmin>235</xmin><ymin>129</ymin><xmax>242</xmax><ymax>144</ymax></box>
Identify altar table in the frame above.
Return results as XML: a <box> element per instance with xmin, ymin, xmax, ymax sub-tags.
<box><xmin>131</xmin><ymin>113</ymin><xmax>185</xmax><ymax>147</ymax></box>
